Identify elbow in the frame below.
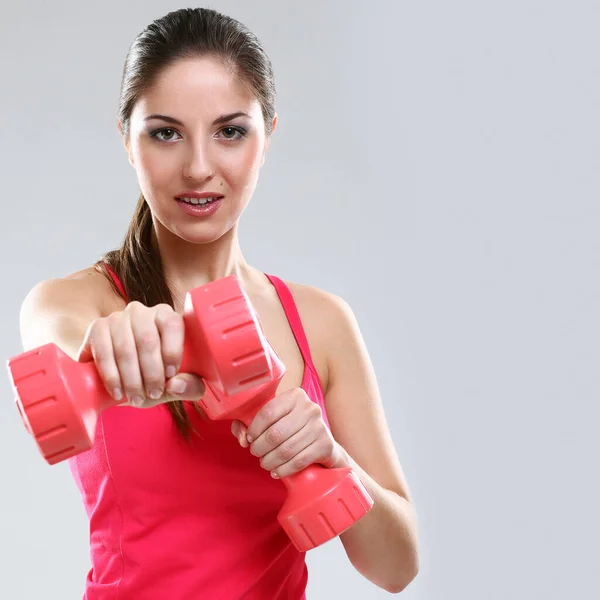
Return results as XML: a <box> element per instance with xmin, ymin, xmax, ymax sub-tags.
<box><xmin>384</xmin><ymin>575</ymin><xmax>415</xmax><ymax>594</ymax></box>
<box><xmin>383</xmin><ymin>557</ymin><xmax>419</xmax><ymax>594</ymax></box>
<box><xmin>351</xmin><ymin>554</ymin><xmax>419</xmax><ymax>595</ymax></box>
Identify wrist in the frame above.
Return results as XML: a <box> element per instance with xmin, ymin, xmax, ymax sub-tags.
<box><xmin>332</xmin><ymin>441</ymin><xmax>352</xmax><ymax>469</ymax></box>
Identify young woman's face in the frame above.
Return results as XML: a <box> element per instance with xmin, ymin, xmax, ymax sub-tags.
<box><xmin>123</xmin><ymin>56</ymin><xmax>274</xmax><ymax>244</ymax></box>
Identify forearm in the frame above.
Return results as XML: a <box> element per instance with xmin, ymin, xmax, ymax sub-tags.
<box><xmin>335</xmin><ymin>447</ymin><xmax>419</xmax><ymax>594</ymax></box>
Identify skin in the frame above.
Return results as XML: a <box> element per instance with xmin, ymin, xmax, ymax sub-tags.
<box><xmin>19</xmin><ymin>56</ymin><xmax>419</xmax><ymax>593</ymax></box>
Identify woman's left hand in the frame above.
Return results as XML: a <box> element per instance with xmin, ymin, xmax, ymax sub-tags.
<box><xmin>231</xmin><ymin>387</ymin><xmax>350</xmax><ymax>478</ymax></box>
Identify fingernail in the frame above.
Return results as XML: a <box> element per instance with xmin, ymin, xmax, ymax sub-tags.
<box><xmin>246</xmin><ymin>435</ymin><xmax>253</xmax><ymax>444</ymax></box>
<box><xmin>165</xmin><ymin>365</ymin><xmax>177</xmax><ymax>378</ymax></box>
<box><xmin>239</xmin><ymin>436</ymin><xmax>248</xmax><ymax>448</ymax></box>
<box><xmin>271</xmin><ymin>471</ymin><xmax>279</xmax><ymax>479</ymax></box>
<box><xmin>169</xmin><ymin>378</ymin><xmax>187</xmax><ymax>395</ymax></box>
<box><xmin>131</xmin><ymin>395</ymin><xmax>144</xmax><ymax>407</ymax></box>
<box><xmin>148</xmin><ymin>389</ymin><xmax>163</xmax><ymax>400</ymax></box>
<box><xmin>113</xmin><ymin>388</ymin><xmax>122</xmax><ymax>401</ymax></box>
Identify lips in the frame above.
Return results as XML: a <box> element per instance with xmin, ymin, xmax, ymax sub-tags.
<box><xmin>175</xmin><ymin>191</ymin><xmax>224</xmax><ymax>200</ymax></box>
<box><xmin>176</xmin><ymin>195</ymin><xmax>223</xmax><ymax>218</ymax></box>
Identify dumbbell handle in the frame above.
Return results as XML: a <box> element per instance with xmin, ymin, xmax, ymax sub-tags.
<box><xmin>196</xmin><ymin>343</ymin><xmax>375</xmax><ymax>551</ymax></box>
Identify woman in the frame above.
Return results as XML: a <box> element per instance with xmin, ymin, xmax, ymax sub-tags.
<box><xmin>19</xmin><ymin>7</ymin><xmax>418</xmax><ymax>599</ymax></box>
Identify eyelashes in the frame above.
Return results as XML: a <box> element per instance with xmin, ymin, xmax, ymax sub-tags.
<box><xmin>219</xmin><ymin>126</ymin><xmax>248</xmax><ymax>141</ymax></box>
<box><xmin>149</xmin><ymin>128</ymin><xmax>180</xmax><ymax>142</ymax></box>
<box><xmin>149</xmin><ymin>126</ymin><xmax>248</xmax><ymax>143</ymax></box>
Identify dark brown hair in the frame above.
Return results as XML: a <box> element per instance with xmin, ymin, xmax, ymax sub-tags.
<box><xmin>94</xmin><ymin>7</ymin><xmax>276</xmax><ymax>438</ymax></box>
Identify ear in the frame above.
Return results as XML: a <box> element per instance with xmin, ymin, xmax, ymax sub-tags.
<box><xmin>271</xmin><ymin>113</ymin><xmax>278</xmax><ymax>135</ymax></box>
<box><xmin>261</xmin><ymin>113</ymin><xmax>278</xmax><ymax>166</ymax></box>
<box><xmin>117</xmin><ymin>119</ymin><xmax>135</xmax><ymax>168</ymax></box>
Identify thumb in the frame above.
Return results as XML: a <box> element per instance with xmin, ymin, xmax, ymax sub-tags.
<box><xmin>165</xmin><ymin>373</ymin><xmax>206</xmax><ymax>400</ymax></box>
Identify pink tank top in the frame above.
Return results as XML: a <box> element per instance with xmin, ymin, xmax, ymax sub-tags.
<box><xmin>67</xmin><ymin>267</ymin><xmax>329</xmax><ymax>599</ymax></box>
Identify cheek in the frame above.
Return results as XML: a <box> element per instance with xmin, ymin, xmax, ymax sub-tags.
<box><xmin>223</xmin><ymin>140</ymin><xmax>264</xmax><ymax>187</ymax></box>
<box><xmin>135</xmin><ymin>144</ymin><xmax>176</xmax><ymax>184</ymax></box>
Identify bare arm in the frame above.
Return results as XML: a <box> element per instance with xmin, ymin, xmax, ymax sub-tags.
<box><xmin>319</xmin><ymin>292</ymin><xmax>419</xmax><ymax>594</ymax></box>
<box><xmin>19</xmin><ymin>275</ymin><xmax>105</xmax><ymax>359</ymax></box>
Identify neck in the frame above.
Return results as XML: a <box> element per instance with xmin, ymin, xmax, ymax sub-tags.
<box><xmin>150</xmin><ymin>220</ymin><xmax>253</xmax><ymax>306</ymax></box>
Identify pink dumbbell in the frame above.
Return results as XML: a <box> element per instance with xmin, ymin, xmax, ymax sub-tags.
<box><xmin>7</xmin><ymin>276</ymin><xmax>273</xmax><ymax>465</ymax></box>
<box><xmin>196</xmin><ymin>332</ymin><xmax>374</xmax><ymax>552</ymax></box>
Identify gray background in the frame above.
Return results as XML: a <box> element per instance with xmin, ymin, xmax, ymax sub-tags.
<box><xmin>0</xmin><ymin>1</ymin><xmax>598</xmax><ymax>598</ymax></box>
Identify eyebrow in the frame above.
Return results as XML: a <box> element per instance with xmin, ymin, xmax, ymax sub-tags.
<box><xmin>144</xmin><ymin>112</ymin><xmax>250</xmax><ymax>126</ymax></box>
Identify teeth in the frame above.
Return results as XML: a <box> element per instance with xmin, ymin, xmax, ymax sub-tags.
<box><xmin>180</xmin><ymin>197</ymin><xmax>217</xmax><ymax>205</ymax></box>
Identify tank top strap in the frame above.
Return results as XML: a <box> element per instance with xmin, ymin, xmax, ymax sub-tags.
<box><xmin>102</xmin><ymin>262</ymin><xmax>128</xmax><ymax>303</ymax></box>
<box><xmin>264</xmin><ymin>274</ymin><xmax>319</xmax><ymax>379</ymax></box>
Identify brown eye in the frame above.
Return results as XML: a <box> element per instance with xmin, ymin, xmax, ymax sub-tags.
<box><xmin>218</xmin><ymin>126</ymin><xmax>246</xmax><ymax>140</ymax></box>
<box><xmin>150</xmin><ymin>128</ymin><xmax>181</xmax><ymax>142</ymax></box>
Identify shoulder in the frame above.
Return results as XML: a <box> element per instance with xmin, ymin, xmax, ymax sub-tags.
<box><xmin>21</xmin><ymin>265</ymin><xmax>125</xmax><ymax>321</ymax></box>
<box><xmin>284</xmin><ymin>279</ymin><xmax>354</xmax><ymax>327</ymax></box>
<box><xmin>66</xmin><ymin>266</ymin><xmax>127</xmax><ymax>314</ymax></box>
<box><xmin>277</xmin><ymin>278</ymin><xmax>359</xmax><ymax>391</ymax></box>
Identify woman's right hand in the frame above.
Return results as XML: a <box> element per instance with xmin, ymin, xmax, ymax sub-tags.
<box><xmin>76</xmin><ymin>301</ymin><xmax>205</xmax><ymax>407</ymax></box>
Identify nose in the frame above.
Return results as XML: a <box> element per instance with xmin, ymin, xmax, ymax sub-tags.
<box><xmin>182</xmin><ymin>140</ymin><xmax>214</xmax><ymax>182</ymax></box>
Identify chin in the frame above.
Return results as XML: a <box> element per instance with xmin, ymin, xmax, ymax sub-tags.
<box><xmin>174</xmin><ymin>220</ymin><xmax>237</xmax><ymax>245</ymax></box>
<box><xmin>152</xmin><ymin>201</ymin><xmax>243</xmax><ymax>244</ymax></box>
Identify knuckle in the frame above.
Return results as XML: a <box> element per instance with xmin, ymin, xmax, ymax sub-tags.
<box><xmin>259</xmin><ymin>405</ymin><xmax>275</xmax><ymax>424</ymax></box>
<box><xmin>308</xmin><ymin>402</ymin><xmax>322</xmax><ymax>418</ymax></box>
<box><xmin>292</xmin><ymin>455</ymin><xmax>307</xmax><ymax>471</ymax></box>
<box><xmin>125</xmin><ymin>300</ymin><xmax>144</xmax><ymax>312</ymax></box>
<box><xmin>136</xmin><ymin>328</ymin><xmax>159</xmax><ymax>352</ymax></box>
<box><xmin>265</xmin><ymin>427</ymin><xmax>283</xmax><ymax>446</ymax></box>
<box><xmin>103</xmin><ymin>316</ymin><xmax>120</xmax><ymax>336</ymax></box>
<box><xmin>168</xmin><ymin>307</ymin><xmax>182</xmax><ymax>320</ymax></box>
<box><xmin>105</xmin><ymin>312</ymin><xmax>120</xmax><ymax>325</ymax></box>
<box><xmin>112</xmin><ymin>340</ymin><xmax>136</xmax><ymax>362</ymax></box>
<box><xmin>277</xmin><ymin>443</ymin><xmax>295</xmax><ymax>462</ymax></box>
<box><xmin>156</xmin><ymin>304</ymin><xmax>178</xmax><ymax>322</ymax></box>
